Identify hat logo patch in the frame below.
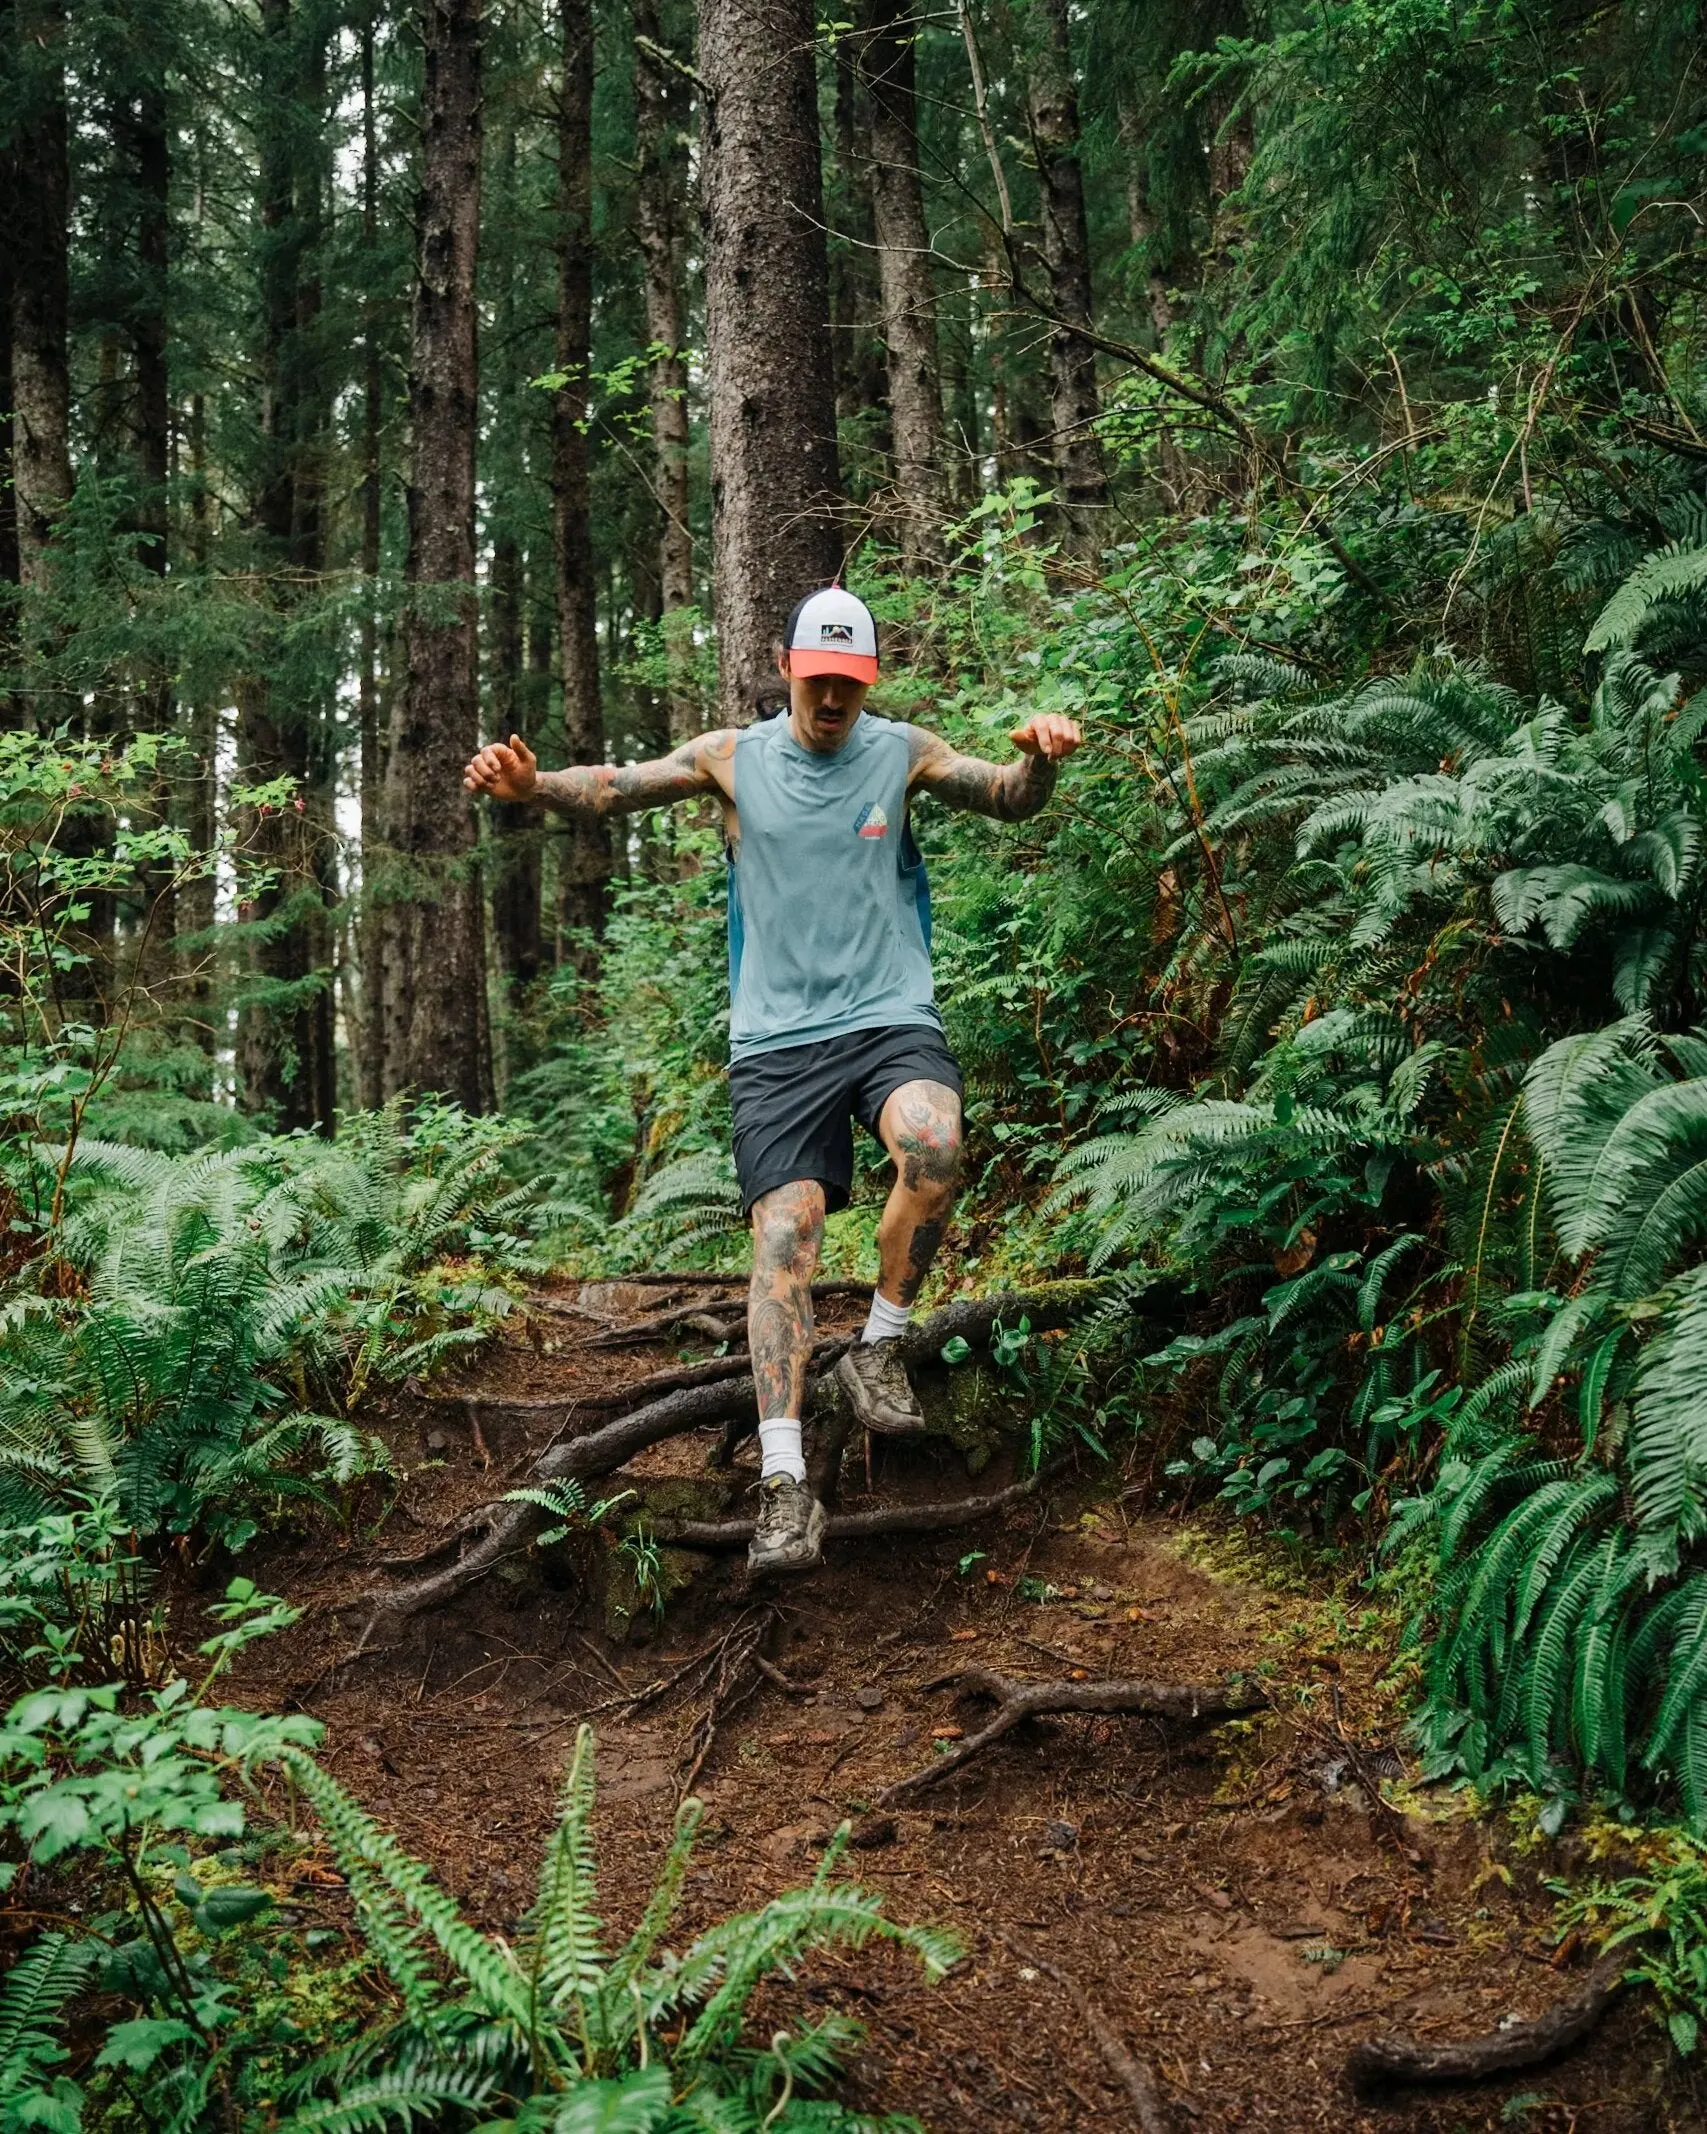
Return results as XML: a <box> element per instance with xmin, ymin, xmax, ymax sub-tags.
<box><xmin>853</xmin><ymin>802</ymin><xmax>888</xmax><ymax>839</ymax></box>
<box><xmin>820</xmin><ymin>622</ymin><xmax>855</xmax><ymax>645</ymax></box>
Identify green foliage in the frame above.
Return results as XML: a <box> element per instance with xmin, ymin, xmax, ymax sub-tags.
<box><xmin>272</xmin><ymin>1724</ymin><xmax>954</xmax><ymax>2131</ymax></box>
<box><xmin>0</xmin><ymin>1517</ymin><xmax>950</xmax><ymax>2134</ymax></box>
<box><xmin>0</xmin><ymin>1934</ymin><xmax>97</xmax><ymax>2134</ymax></box>
<box><xmin>1557</xmin><ymin>1831</ymin><xmax>1707</xmax><ymax>2058</ymax></box>
<box><xmin>0</xmin><ymin>1099</ymin><xmax>540</xmax><ymax>1541</ymax></box>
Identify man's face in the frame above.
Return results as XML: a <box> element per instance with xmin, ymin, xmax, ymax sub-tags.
<box><xmin>777</xmin><ymin>651</ymin><xmax>869</xmax><ymax>753</ymax></box>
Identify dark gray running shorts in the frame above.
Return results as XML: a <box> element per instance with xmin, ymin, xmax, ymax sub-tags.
<box><xmin>729</xmin><ymin>1026</ymin><xmax>964</xmax><ymax>1216</ymax></box>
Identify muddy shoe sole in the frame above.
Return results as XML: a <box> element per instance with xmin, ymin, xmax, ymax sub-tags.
<box><xmin>747</xmin><ymin>1497</ymin><xmax>828</xmax><ymax>1576</ymax></box>
<box><xmin>833</xmin><ymin>1349</ymin><xmax>927</xmax><ymax>1436</ymax></box>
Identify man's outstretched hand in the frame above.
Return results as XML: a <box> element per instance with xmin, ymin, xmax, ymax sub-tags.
<box><xmin>1009</xmin><ymin>713</ymin><xmax>1083</xmax><ymax>762</ymax></box>
<box><xmin>464</xmin><ymin>733</ymin><xmax>538</xmax><ymax>803</ymax></box>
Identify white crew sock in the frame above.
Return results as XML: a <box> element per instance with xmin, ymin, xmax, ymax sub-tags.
<box><xmin>862</xmin><ymin>1291</ymin><xmax>912</xmax><ymax>1345</ymax></box>
<box><xmin>757</xmin><ymin>1417</ymin><xmax>807</xmax><ymax>1483</ymax></box>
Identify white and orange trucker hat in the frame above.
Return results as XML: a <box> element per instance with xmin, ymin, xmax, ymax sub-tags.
<box><xmin>784</xmin><ymin>585</ymin><xmax>879</xmax><ymax>684</ymax></box>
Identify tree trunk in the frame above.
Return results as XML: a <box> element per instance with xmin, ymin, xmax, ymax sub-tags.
<box><xmin>114</xmin><ymin>58</ymin><xmax>170</xmax><ymax>580</ymax></box>
<box><xmin>110</xmin><ymin>33</ymin><xmax>177</xmax><ymax>996</ymax></box>
<box><xmin>11</xmin><ymin>0</ymin><xmax>73</xmax><ymax>615</ymax></box>
<box><xmin>860</xmin><ymin>0</ymin><xmax>945</xmax><ymax>562</ymax></box>
<box><xmin>631</xmin><ymin>0</ymin><xmax>697</xmax><ymax>739</ymax></box>
<box><xmin>829</xmin><ymin>36</ymin><xmax>885</xmax><ymax>445</ymax></box>
<box><xmin>236</xmin><ymin>0</ymin><xmax>337</xmax><ymax>1135</ymax></box>
<box><xmin>1027</xmin><ymin>0</ymin><xmax>1105</xmax><ymax>541</ymax></box>
<box><xmin>180</xmin><ymin>370</ymin><xmax>216</xmax><ymax>1057</ymax></box>
<box><xmin>378</xmin><ymin>0</ymin><xmax>492</xmax><ymax>1112</ymax></box>
<box><xmin>699</xmin><ymin>0</ymin><xmax>843</xmax><ymax>721</ymax></box>
<box><xmin>489</xmin><ymin>527</ymin><xmax>542</xmax><ymax>998</ymax></box>
<box><xmin>553</xmin><ymin>0</ymin><xmax>611</xmax><ymax>948</ymax></box>
<box><xmin>356</xmin><ymin>2</ymin><xmax>386</xmax><ymax>1111</ymax></box>
<box><xmin>0</xmin><ymin>5</ymin><xmax>20</xmax><ymax>725</ymax></box>
<box><xmin>487</xmin><ymin>112</ymin><xmax>542</xmax><ymax>1007</ymax></box>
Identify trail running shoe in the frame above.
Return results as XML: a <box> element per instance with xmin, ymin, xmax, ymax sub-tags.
<box><xmin>834</xmin><ymin>1339</ymin><xmax>926</xmax><ymax>1436</ymax></box>
<box><xmin>747</xmin><ymin>1475</ymin><xmax>827</xmax><ymax>1576</ymax></box>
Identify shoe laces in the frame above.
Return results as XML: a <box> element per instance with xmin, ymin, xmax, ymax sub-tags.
<box><xmin>754</xmin><ymin>1474</ymin><xmax>803</xmax><ymax>1537</ymax></box>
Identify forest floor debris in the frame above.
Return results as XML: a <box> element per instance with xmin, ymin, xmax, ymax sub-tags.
<box><xmin>229</xmin><ymin>1279</ymin><xmax>1690</xmax><ymax>2131</ymax></box>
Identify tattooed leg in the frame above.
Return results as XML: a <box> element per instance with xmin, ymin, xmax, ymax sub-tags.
<box><xmin>875</xmin><ymin>1079</ymin><xmax>964</xmax><ymax>1308</ymax></box>
<box><xmin>748</xmin><ymin>1180</ymin><xmax>826</xmax><ymax>1420</ymax></box>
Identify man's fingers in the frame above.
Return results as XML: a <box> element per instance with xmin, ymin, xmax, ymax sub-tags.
<box><xmin>1010</xmin><ymin>714</ymin><xmax>1082</xmax><ymax>760</ymax></box>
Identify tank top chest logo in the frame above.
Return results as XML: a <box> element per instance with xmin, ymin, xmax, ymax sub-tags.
<box><xmin>853</xmin><ymin>800</ymin><xmax>889</xmax><ymax>839</ymax></box>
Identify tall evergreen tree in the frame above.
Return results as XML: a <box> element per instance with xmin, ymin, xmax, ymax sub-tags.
<box><xmin>10</xmin><ymin>0</ymin><xmax>73</xmax><ymax>625</ymax></box>
<box><xmin>377</xmin><ymin>0</ymin><xmax>492</xmax><ymax>1110</ymax></box>
<box><xmin>631</xmin><ymin>0</ymin><xmax>695</xmax><ymax>738</ymax></box>
<box><xmin>860</xmin><ymin>0</ymin><xmax>945</xmax><ymax>562</ymax></box>
<box><xmin>553</xmin><ymin>0</ymin><xmax>610</xmax><ymax>944</ymax></box>
<box><xmin>699</xmin><ymin>0</ymin><xmax>841</xmax><ymax>718</ymax></box>
<box><xmin>233</xmin><ymin>0</ymin><xmax>337</xmax><ymax>1134</ymax></box>
<box><xmin>1025</xmin><ymin>0</ymin><xmax>1104</xmax><ymax>535</ymax></box>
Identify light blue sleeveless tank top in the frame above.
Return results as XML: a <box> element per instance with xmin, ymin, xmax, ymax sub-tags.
<box><xmin>727</xmin><ymin>713</ymin><xmax>941</xmax><ymax>1059</ymax></box>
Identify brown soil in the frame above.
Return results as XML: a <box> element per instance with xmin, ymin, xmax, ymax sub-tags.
<box><xmin>230</xmin><ymin>1283</ymin><xmax>1698</xmax><ymax>2133</ymax></box>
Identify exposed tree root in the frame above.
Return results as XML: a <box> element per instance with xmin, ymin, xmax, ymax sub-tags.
<box><xmin>581</xmin><ymin>1331</ymin><xmax>851</xmax><ymax>1408</ymax></box>
<box><xmin>875</xmin><ymin>1666</ymin><xmax>1266</xmax><ymax>1805</ymax></box>
<box><xmin>653</xmin><ymin>1460</ymin><xmax>1069</xmax><ymax>1551</ymax></box>
<box><xmin>354</xmin><ymin>1285</ymin><xmax>1105</xmax><ymax>1642</ymax></box>
<box><xmin>1345</xmin><ymin>1951</ymin><xmax>1631</xmax><ymax>2091</ymax></box>
<box><xmin>577</xmin><ymin>1278</ymin><xmax>878</xmax><ymax>1350</ymax></box>
<box><xmin>997</xmin><ymin>1931</ymin><xmax>1174</xmax><ymax>2132</ymax></box>
<box><xmin>586</xmin><ymin>1272</ymin><xmax>875</xmax><ymax>1297</ymax></box>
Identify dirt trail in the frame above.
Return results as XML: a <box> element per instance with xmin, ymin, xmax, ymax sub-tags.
<box><xmin>237</xmin><ymin>1282</ymin><xmax>1688</xmax><ymax>2133</ymax></box>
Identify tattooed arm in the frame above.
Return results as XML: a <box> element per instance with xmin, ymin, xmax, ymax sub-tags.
<box><xmin>462</xmin><ymin>729</ymin><xmax>736</xmax><ymax>818</ymax></box>
<box><xmin>905</xmin><ymin>713</ymin><xmax>1083</xmax><ymax>822</ymax></box>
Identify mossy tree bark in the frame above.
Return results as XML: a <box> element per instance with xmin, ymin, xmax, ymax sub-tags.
<box><xmin>1026</xmin><ymin>0</ymin><xmax>1105</xmax><ymax>541</ymax></box>
<box><xmin>860</xmin><ymin>0</ymin><xmax>946</xmax><ymax>564</ymax></box>
<box><xmin>553</xmin><ymin>0</ymin><xmax>611</xmax><ymax>952</ymax></box>
<box><xmin>632</xmin><ymin>0</ymin><xmax>697</xmax><ymax>740</ymax></box>
<box><xmin>378</xmin><ymin>0</ymin><xmax>493</xmax><ymax>1112</ymax></box>
<box><xmin>699</xmin><ymin>0</ymin><xmax>842</xmax><ymax>721</ymax></box>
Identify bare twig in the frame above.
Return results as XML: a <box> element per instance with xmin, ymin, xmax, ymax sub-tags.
<box><xmin>876</xmin><ymin>1667</ymin><xmax>1266</xmax><ymax>1805</ymax></box>
<box><xmin>678</xmin><ymin>1608</ymin><xmax>776</xmax><ymax>1795</ymax></box>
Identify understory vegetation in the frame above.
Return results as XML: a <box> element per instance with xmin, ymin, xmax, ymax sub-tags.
<box><xmin>8</xmin><ymin>0</ymin><xmax>1707</xmax><ymax>2116</ymax></box>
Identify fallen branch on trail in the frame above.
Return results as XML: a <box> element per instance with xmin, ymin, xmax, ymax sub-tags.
<box><xmin>577</xmin><ymin>1278</ymin><xmax>877</xmax><ymax>1350</ymax></box>
<box><xmin>1345</xmin><ymin>1951</ymin><xmax>1631</xmax><ymax>2091</ymax></box>
<box><xmin>996</xmin><ymin>1931</ymin><xmax>1174</xmax><ymax>2133</ymax></box>
<box><xmin>580</xmin><ymin>1331</ymin><xmax>851</xmax><ymax>1407</ymax></box>
<box><xmin>584</xmin><ymin>1272</ymin><xmax>874</xmax><ymax>1295</ymax></box>
<box><xmin>876</xmin><ymin>1666</ymin><xmax>1266</xmax><ymax>1805</ymax></box>
<box><xmin>653</xmin><ymin>1460</ymin><xmax>1068</xmax><ymax>1551</ymax></box>
<box><xmin>353</xmin><ymin>1284</ymin><xmax>1104</xmax><ymax>1641</ymax></box>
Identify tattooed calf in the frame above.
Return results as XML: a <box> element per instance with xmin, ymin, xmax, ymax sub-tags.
<box><xmin>748</xmin><ymin>1181</ymin><xmax>825</xmax><ymax>1419</ymax></box>
<box><xmin>898</xmin><ymin>1216</ymin><xmax>946</xmax><ymax>1306</ymax></box>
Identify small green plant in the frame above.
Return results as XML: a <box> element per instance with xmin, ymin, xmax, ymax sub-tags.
<box><xmin>619</xmin><ymin>1526</ymin><xmax>668</xmax><ymax>1618</ymax></box>
<box><xmin>505</xmin><ymin>1479</ymin><xmax>637</xmax><ymax>1548</ymax></box>
<box><xmin>273</xmin><ymin>1723</ymin><xmax>957</xmax><ymax>2129</ymax></box>
<box><xmin>1556</xmin><ymin>1831</ymin><xmax>1707</xmax><ymax>2056</ymax></box>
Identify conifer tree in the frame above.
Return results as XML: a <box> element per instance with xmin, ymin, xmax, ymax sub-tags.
<box><xmin>10</xmin><ymin>0</ymin><xmax>73</xmax><ymax>624</ymax></box>
<box><xmin>631</xmin><ymin>0</ymin><xmax>695</xmax><ymax>737</ymax></box>
<box><xmin>860</xmin><ymin>0</ymin><xmax>946</xmax><ymax>562</ymax></box>
<box><xmin>699</xmin><ymin>0</ymin><xmax>841</xmax><ymax>718</ymax></box>
<box><xmin>1024</xmin><ymin>0</ymin><xmax>1104</xmax><ymax>536</ymax></box>
<box><xmin>378</xmin><ymin>0</ymin><xmax>493</xmax><ymax>1110</ymax></box>
<box><xmin>553</xmin><ymin>0</ymin><xmax>610</xmax><ymax>945</ymax></box>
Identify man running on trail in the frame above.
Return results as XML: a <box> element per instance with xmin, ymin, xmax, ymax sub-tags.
<box><xmin>463</xmin><ymin>586</ymin><xmax>1082</xmax><ymax>1576</ymax></box>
